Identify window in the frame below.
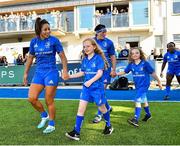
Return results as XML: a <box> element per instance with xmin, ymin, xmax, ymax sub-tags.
<box><xmin>155</xmin><ymin>36</ymin><xmax>163</xmax><ymax>48</ymax></box>
<box><xmin>174</xmin><ymin>34</ymin><xmax>180</xmax><ymax>42</ymax></box>
<box><xmin>118</xmin><ymin>36</ymin><xmax>140</xmax><ymax>48</ymax></box>
<box><xmin>78</xmin><ymin>5</ymin><xmax>94</xmax><ymax>30</ymax></box>
<box><xmin>95</xmin><ymin>6</ymin><xmax>111</xmax><ymax>28</ymax></box>
<box><xmin>173</xmin><ymin>0</ymin><xmax>180</xmax><ymax>14</ymax></box>
<box><xmin>61</xmin><ymin>11</ymin><xmax>74</xmax><ymax>32</ymax></box>
<box><xmin>131</xmin><ymin>0</ymin><xmax>149</xmax><ymax>25</ymax></box>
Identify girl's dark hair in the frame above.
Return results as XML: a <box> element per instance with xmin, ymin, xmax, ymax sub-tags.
<box><xmin>94</xmin><ymin>24</ymin><xmax>106</xmax><ymax>32</ymax></box>
<box><xmin>167</xmin><ymin>42</ymin><xmax>175</xmax><ymax>49</ymax></box>
<box><xmin>35</xmin><ymin>17</ymin><xmax>49</xmax><ymax>36</ymax></box>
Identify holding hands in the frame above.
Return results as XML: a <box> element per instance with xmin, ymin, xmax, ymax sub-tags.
<box><xmin>62</xmin><ymin>71</ymin><xmax>69</xmax><ymax>80</ymax></box>
<box><xmin>84</xmin><ymin>80</ymin><xmax>93</xmax><ymax>87</ymax></box>
<box><xmin>110</xmin><ymin>70</ymin><xmax>117</xmax><ymax>78</ymax></box>
<box><xmin>160</xmin><ymin>72</ymin><xmax>163</xmax><ymax>78</ymax></box>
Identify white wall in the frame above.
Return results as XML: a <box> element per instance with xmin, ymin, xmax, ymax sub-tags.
<box><xmin>0</xmin><ymin>42</ymin><xmax>30</xmax><ymax>64</ymax></box>
<box><xmin>166</xmin><ymin>0</ymin><xmax>180</xmax><ymax>48</ymax></box>
<box><xmin>59</xmin><ymin>31</ymin><xmax>155</xmax><ymax>60</ymax></box>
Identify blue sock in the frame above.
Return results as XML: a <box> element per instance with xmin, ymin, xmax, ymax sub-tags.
<box><xmin>74</xmin><ymin>115</ymin><xmax>84</xmax><ymax>134</ymax></box>
<box><xmin>103</xmin><ymin>111</ymin><xmax>111</xmax><ymax>127</ymax></box>
<box><xmin>144</xmin><ymin>106</ymin><xmax>151</xmax><ymax>116</ymax></box>
<box><xmin>41</xmin><ymin>111</ymin><xmax>48</xmax><ymax>118</ymax></box>
<box><xmin>165</xmin><ymin>85</ymin><xmax>170</xmax><ymax>96</ymax></box>
<box><xmin>134</xmin><ymin>107</ymin><xmax>141</xmax><ymax>121</ymax></box>
<box><xmin>48</xmin><ymin>120</ymin><xmax>55</xmax><ymax>126</ymax></box>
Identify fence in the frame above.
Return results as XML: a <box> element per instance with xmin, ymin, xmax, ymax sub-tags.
<box><xmin>0</xmin><ymin>60</ymin><xmax>173</xmax><ymax>86</ymax></box>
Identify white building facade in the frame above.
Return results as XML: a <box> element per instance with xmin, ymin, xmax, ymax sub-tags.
<box><xmin>0</xmin><ymin>0</ymin><xmax>180</xmax><ymax>61</ymax></box>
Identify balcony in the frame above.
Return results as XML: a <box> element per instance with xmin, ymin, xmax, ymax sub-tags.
<box><xmin>0</xmin><ymin>12</ymin><xmax>74</xmax><ymax>37</ymax></box>
<box><xmin>95</xmin><ymin>13</ymin><xmax>129</xmax><ymax>28</ymax></box>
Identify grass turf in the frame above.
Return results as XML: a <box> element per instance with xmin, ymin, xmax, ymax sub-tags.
<box><xmin>0</xmin><ymin>99</ymin><xmax>180</xmax><ymax>145</ymax></box>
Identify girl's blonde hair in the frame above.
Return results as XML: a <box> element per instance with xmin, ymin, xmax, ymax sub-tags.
<box><xmin>82</xmin><ymin>38</ymin><xmax>109</xmax><ymax>70</ymax></box>
<box><xmin>128</xmin><ymin>47</ymin><xmax>147</xmax><ymax>63</ymax></box>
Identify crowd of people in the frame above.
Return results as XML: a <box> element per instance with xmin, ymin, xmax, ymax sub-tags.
<box><xmin>0</xmin><ymin>6</ymin><xmax>129</xmax><ymax>33</ymax></box>
<box><xmin>0</xmin><ymin>54</ymin><xmax>28</xmax><ymax>66</ymax></box>
<box><xmin>0</xmin><ymin>10</ymin><xmax>62</xmax><ymax>32</ymax></box>
<box><xmin>95</xmin><ymin>7</ymin><xmax>129</xmax><ymax>27</ymax></box>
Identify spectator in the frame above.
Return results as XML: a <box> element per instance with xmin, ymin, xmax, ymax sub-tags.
<box><xmin>106</xmin><ymin>8</ymin><xmax>111</xmax><ymax>15</ymax></box>
<box><xmin>158</xmin><ymin>49</ymin><xmax>163</xmax><ymax>58</ymax></box>
<box><xmin>112</xmin><ymin>7</ymin><xmax>119</xmax><ymax>15</ymax></box>
<box><xmin>1</xmin><ymin>56</ymin><xmax>8</xmax><ymax>66</ymax></box>
<box><xmin>16</xmin><ymin>54</ymin><xmax>24</xmax><ymax>65</ymax></box>
<box><xmin>15</xmin><ymin>13</ymin><xmax>20</xmax><ymax>31</ymax></box>
<box><xmin>119</xmin><ymin>43</ymin><xmax>130</xmax><ymax>58</ymax></box>
<box><xmin>95</xmin><ymin>10</ymin><xmax>101</xmax><ymax>25</ymax></box>
<box><xmin>112</xmin><ymin>7</ymin><xmax>119</xmax><ymax>27</ymax></box>
<box><xmin>23</xmin><ymin>53</ymin><xmax>28</xmax><ymax>64</ymax></box>
<box><xmin>32</xmin><ymin>11</ymin><xmax>37</xmax><ymax>29</ymax></box>
<box><xmin>0</xmin><ymin>15</ymin><xmax>4</xmax><ymax>32</ymax></box>
<box><xmin>100</xmin><ymin>10</ymin><xmax>104</xmax><ymax>16</ymax></box>
<box><xmin>0</xmin><ymin>56</ymin><xmax>2</xmax><ymax>66</ymax></box>
<box><xmin>20</xmin><ymin>12</ymin><xmax>27</xmax><ymax>30</ymax></box>
<box><xmin>115</xmin><ymin>46</ymin><xmax>122</xmax><ymax>59</ymax></box>
<box><xmin>148</xmin><ymin>49</ymin><xmax>154</xmax><ymax>60</ymax></box>
<box><xmin>27</xmin><ymin>12</ymin><xmax>33</xmax><ymax>30</ymax></box>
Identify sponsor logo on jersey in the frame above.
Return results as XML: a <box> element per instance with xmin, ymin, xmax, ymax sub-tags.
<box><xmin>45</xmin><ymin>41</ymin><xmax>50</xmax><ymax>48</ymax></box>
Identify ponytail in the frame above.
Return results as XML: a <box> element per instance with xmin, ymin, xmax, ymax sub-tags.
<box><xmin>35</xmin><ymin>17</ymin><xmax>50</xmax><ymax>36</ymax></box>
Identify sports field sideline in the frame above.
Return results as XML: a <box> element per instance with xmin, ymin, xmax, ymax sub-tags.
<box><xmin>0</xmin><ymin>86</ymin><xmax>180</xmax><ymax>145</ymax></box>
<box><xmin>0</xmin><ymin>86</ymin><xmax>179</xmax><ymax>102</ymax></box>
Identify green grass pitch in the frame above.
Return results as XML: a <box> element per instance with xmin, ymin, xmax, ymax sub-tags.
<box><xmin>0</xmin><ymin>99</ymin><xmax>180</xmax><ymax>145</ymax></box>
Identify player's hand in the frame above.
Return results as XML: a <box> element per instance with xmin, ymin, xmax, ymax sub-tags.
<box><xmin>116</xmin><ymin>72</ymin><xmax>120</xmax><ymax>76</ymax></box>
<box><xmin>110</xmin><ymin>70</ymin><xmax>116</xmax><ymax>78</ymax></box>
<box><xmin>160</xmin><ymin>72</ymin><xmax>163</xmax><ymax>78</ymax></box>
<box><xmin>158</xmin><ymin>81</ymin><xmax>163</xmax><ymax>90</ymax></box>
<box><xmin>62</xmin><ymin>72</ymin><xmax>69</xmax><ymax>80</ymax></box>
<box><xmin>84</xmin><ymin>80</ymin><xmax>92</xmax><ymax>87</ymax></box>
<box><xmin>23</xmin><ymin>73</ymin><xmax>28</xmax><ymax>86</ymax></box>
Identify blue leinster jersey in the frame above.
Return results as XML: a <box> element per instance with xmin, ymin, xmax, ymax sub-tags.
<box><xmin>163</xmin><ymin>50</ymin><xmax>180</xmax><ymax>72</ymax></box>
<box><xmin>94</xmin><ymin>37</ymin><xmax>115</xmax><ymax>67</ymax></box>
<box><xmin>29</xmin><ymin>35</ymin><xmax>63</xmax><ymax>71</ymax></box>
<box><xmin>124</xmin><ymin>60</ymin><xmax>154</xmax><ymax>90</ymax></box>
<box><xmin>81</xmin><ymin>54</ymin><xmax>105</xmax><ymax>89</ymax></box>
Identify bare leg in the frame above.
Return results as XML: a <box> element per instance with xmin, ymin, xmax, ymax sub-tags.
<box><xmin>28</xmin><ymin>84</ymin><xmax>45</xmax><ymax>112</ymax></box>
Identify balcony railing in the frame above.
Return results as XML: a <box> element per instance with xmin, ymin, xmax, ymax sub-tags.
<box><xmin>0</xmin><ymin>13</ymin><xmax>74</xmax><ymax>33</ymax></box>
<box><xmin>0</xmin><ymin>12</ymin><xmax>129</xmax><ymax>34</ymax></box>
<box><xmin>95</xmin><ymin>13</ymin><xmax>129</xmax><ymax>28</ymax></box>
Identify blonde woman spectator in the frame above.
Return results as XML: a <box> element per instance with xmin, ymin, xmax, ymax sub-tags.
<box><xmin>51</xmin><ymin>9</ymin><xmax>57</xmax><ymax>28</ymax></box>
<box><xmin>9</xmin><ymin>12</ymin><xmax>16</xmax><ymax>31</ymax></box>
<box><xmin>32</xmin><ymin>11</ymin><xmax>37</xmax><ymax>29</ymax></box>
<box><xmin>112</xmin><ymin>7</ymin><xmax>119</xmax><ymax>27</ymax></box>
<box><xmin>95</xmin><ymin>10</ymin><xmax>101</xmax><ymax>24</ymax></box>
<box><xmin>4</xmin><ymin>14</ymin><xmax>8</xmax><ymax>32</ymax></box>
<box><xmin>0</xmin><ymin>15</ymin><xmax>4</xmax><ymax>32</ymax></box>
<box><xmin>15</xmin><ymin>13</ymin><xmax>20</xmax><ymax>31</ymax></box>
<box><xmin>27</xmin><ymin>12</ymin><xmax>33</xmax><ymax>30</ymax></box>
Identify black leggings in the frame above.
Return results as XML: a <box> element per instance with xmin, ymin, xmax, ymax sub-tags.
<box><xmin>166</xmin><ymin>74</ymin><xmax>180</xmax><ymax>86</ymax></box>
